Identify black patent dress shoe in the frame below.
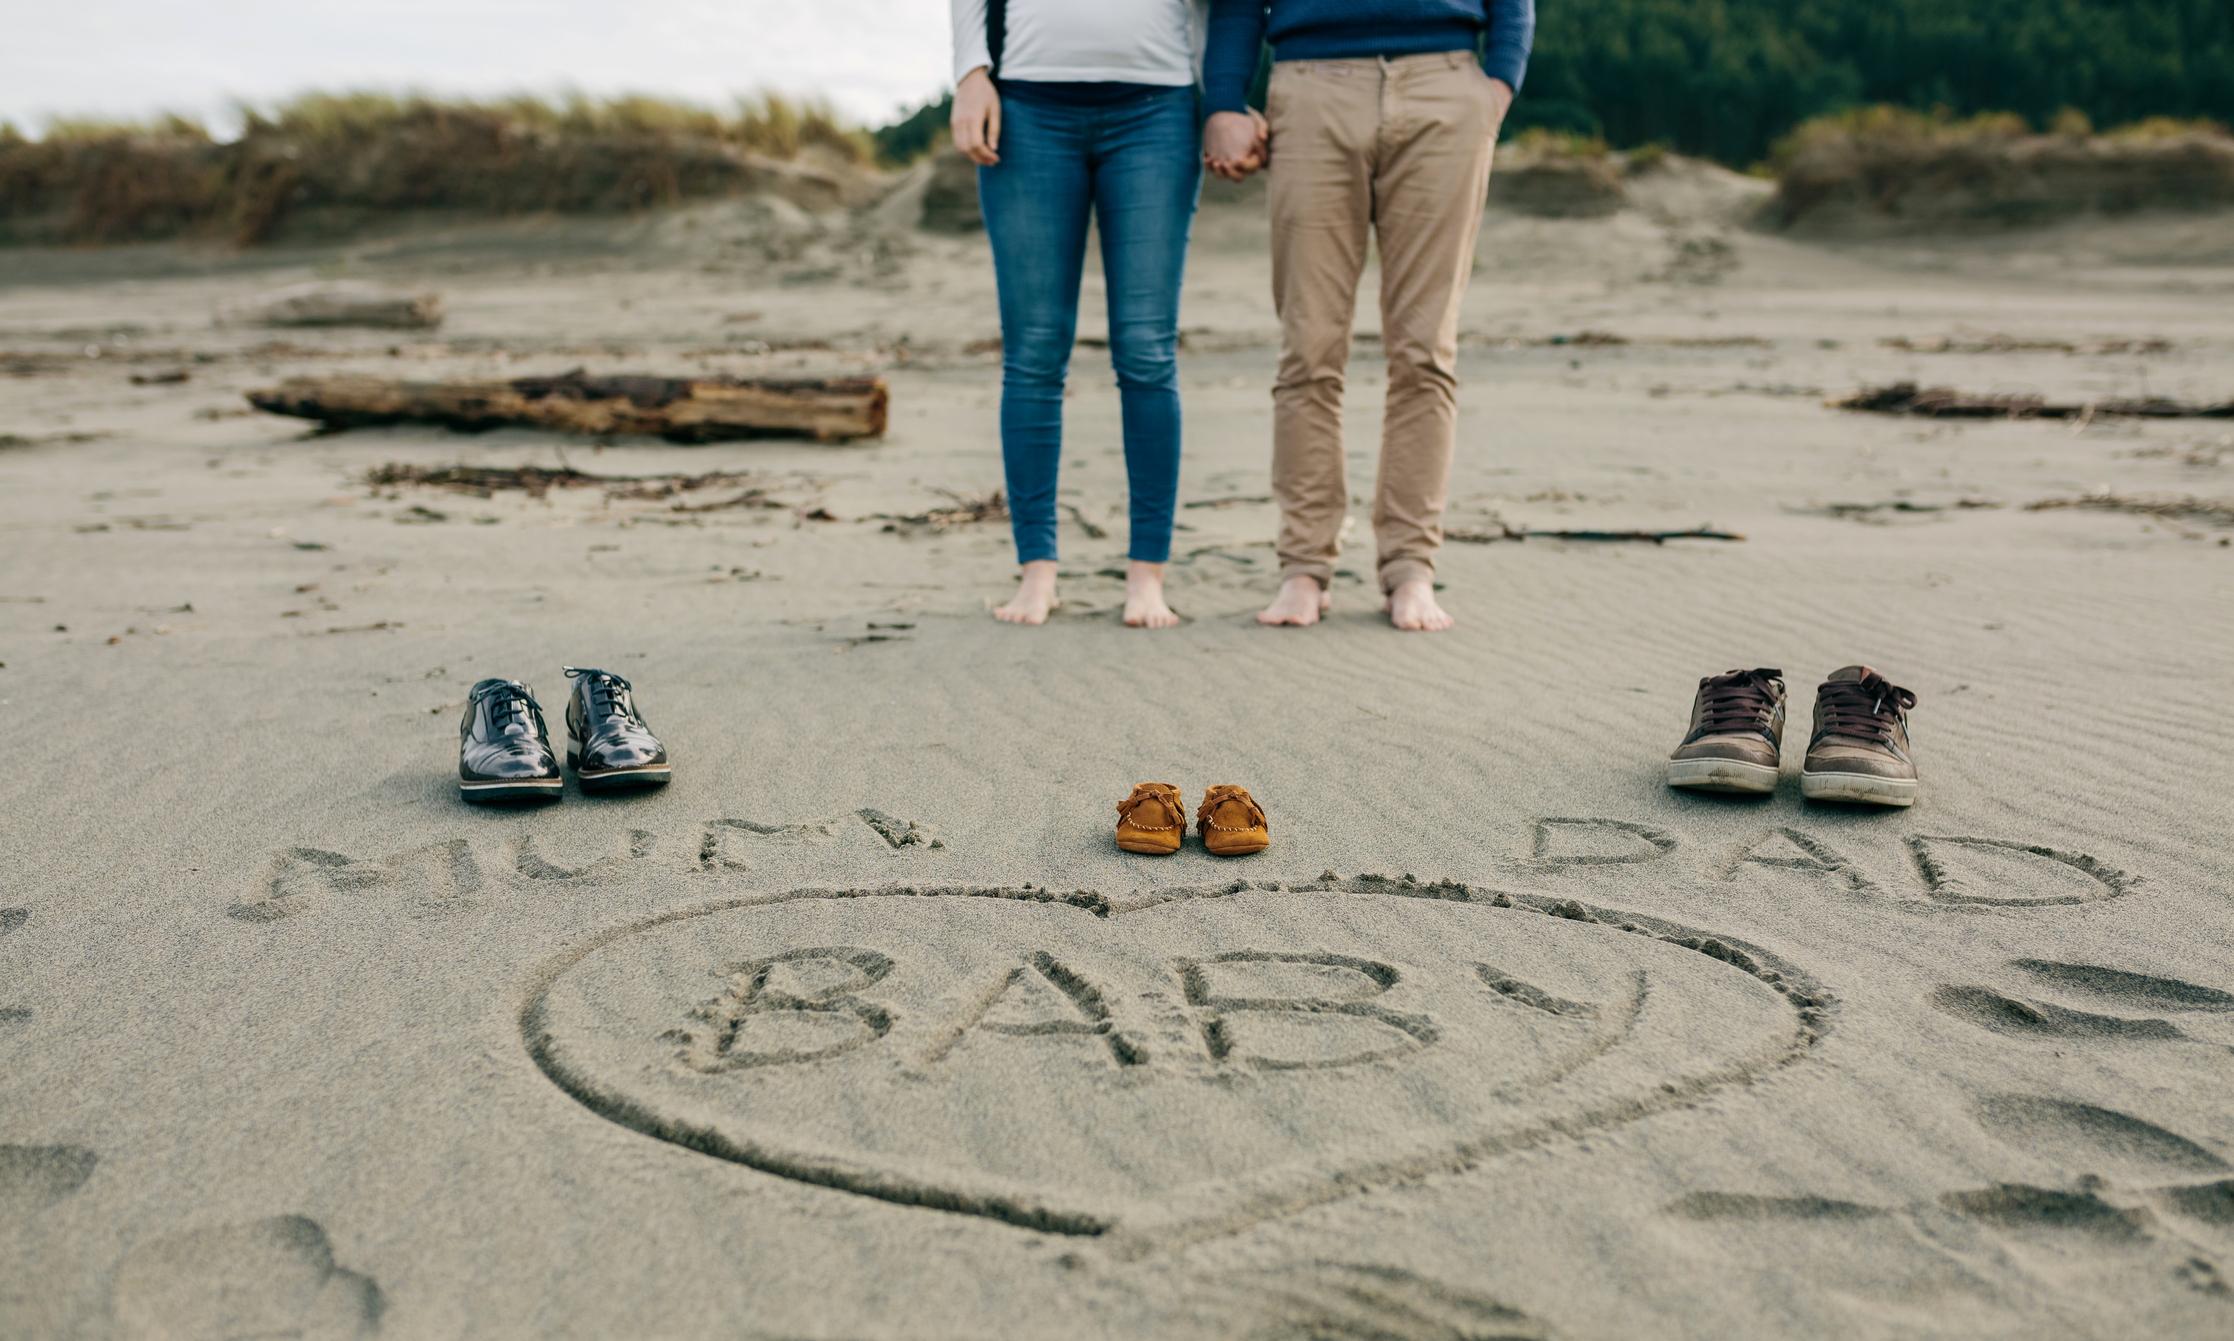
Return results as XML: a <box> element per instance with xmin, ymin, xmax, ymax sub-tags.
<box><xmin>563</xmin><ymin>667</ymin><xmax>671</xmax><ymax>793</ymax></box>
<box><xmin>458</xmin><ymin>678</ymin><xmax>564</xmax><ymax>803</ymax></box>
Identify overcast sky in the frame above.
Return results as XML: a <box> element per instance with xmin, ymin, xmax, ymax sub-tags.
<box><xmin>2</xmin><ymin>1</ymin><xmax>954</xmax><ymax>133</ymax></box>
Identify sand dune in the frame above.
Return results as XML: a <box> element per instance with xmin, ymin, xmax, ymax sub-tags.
<box><xmin>0</xmin><ymin>171</ymin><xmax>2230</xmax><ymax>1338</ymax></box>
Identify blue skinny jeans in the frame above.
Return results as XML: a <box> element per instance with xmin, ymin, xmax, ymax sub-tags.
<box><xmin>977</xmin><ymin>85</ymin><xmax>1201</xmax><ymax>565</ymax></box>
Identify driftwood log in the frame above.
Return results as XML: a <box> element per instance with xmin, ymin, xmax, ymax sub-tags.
<box><xmin>221</xmin><ymin>282</ymin><xmax>444</xmax><ymax>331</ymax></box>
<box><xmin>247</xmin><ymin>369</ymin><xmax>888</xmax><ymax>443</ymax></box>
<box><xmin>1836</xmin><ymin>381</ymin><xmax>2234</xmax><ymax>420</ymax></box>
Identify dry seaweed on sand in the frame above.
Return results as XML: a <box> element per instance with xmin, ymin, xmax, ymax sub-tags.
<box><xmin>1061</xmin><ymin>502</ymin><xmax>1108</xmax><ymax>540</ymax></box>
<box><xmin>1808</xmin><ymin>498</ymin><xmax>2003</xmax><ymax>520</ymax></box>
<box><xmin>1835</xmin><ymin>382</ymin><xmax>2234</xmax><ymax>420</ymax></box>
<box><xmin>1448</xmin><ymin>520</ymin><xmax>1744</xmax><ymax>544</ymax></box>
<box><xmin>1182</xmin><ymin>494</ymin><xmax>1275</xmax><ymax>510</ymax></box>
<box><xmin>364</xmin><ymin>462</ymin><xmax>771</xmax><ymax>506</ymax></box>
<box><xmin>1881</xmin><ymin>335</ymin><xmax>2174</xmax><ymax>356</ymax></box>
<box><xmin>2024</xmin><ymin>494</ymin><xmax>2234</xmax><ymax>526</ymax></box>
<box><xmin>868</xmin><ymin>489</ymin><xmax>1008</xmax><ymax>533</ymax></box>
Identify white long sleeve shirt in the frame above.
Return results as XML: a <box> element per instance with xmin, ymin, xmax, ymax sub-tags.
<box><xmin>950</xmin><ymin>0</ymin><xmax>1203</xmax><ymax>87</ymax></box>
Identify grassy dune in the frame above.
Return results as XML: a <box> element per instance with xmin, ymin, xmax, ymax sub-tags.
<box><xmin>5</xmin><ymin>95</ymin><xmax>2233</xmax><ymax>246</ymax></box>
<box><xmin>1769</xmin><ymin>106</ymin><xmax>2234</xmax><ymax>230</ymax></box>
<box><xmin>0</xmin><ymin>93</ymin><xmax>873</xmax><ymax>246</ymax></box>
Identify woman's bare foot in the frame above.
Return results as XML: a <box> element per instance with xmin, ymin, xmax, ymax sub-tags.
<box><xmin>1385</xmin><ymin>578</ymin><xmax>1454</xmax><ymax>632</ymax></box>
<box><xmin>994</xmin><ymin>560</ymin><xmax>1060</xmax><ymax>625</ymax></box>
<box><xmin>1122</xmin><ymin>561</ymin><xmax>1180</xmax><ymax>629</ymax></box>
<box><xmin>1256</xmin><ymin>575</ymin><xmax>1329</xmax><ymax>627</ymax></box>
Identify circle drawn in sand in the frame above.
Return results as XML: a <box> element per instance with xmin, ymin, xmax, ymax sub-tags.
<box><xmin>521</xmin><ymin>878</ymin><xmax>1833</xmax><ymax>1248</ymax></box>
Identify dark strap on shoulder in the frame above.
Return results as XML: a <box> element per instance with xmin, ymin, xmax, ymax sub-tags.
<box><xmin>988</xmin><ymin>0</ymin><xmax>1007</xmax><ymax>79</ymax></box>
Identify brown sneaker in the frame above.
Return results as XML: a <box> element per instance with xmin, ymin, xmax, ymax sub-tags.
<box><xmin>1196</xmin><ymin>784</ymin><xmax>1270</xmax><ymax>857</ymax></box>
<box><xmin>1802</xmin><ymin>666</ymin><xmax>1919</xmax><ymax>807</ymax></box>
<box><xmin>1115</xmin><ymin>782</ymin><xmax>1187</xmax><ymax>855</ymax></box>
<box><xmin>1667</xmin><ymin>667</ymin><xmax>1786</xmax><ymax>795</ymax></box>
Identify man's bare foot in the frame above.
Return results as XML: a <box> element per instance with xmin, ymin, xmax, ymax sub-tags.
<box><xmin>1122</xmin><ymin>561</ymin><xmax>1180</xmax><ymax>629</ymax></box>
<box><xmin>1385</xmin><ymin>578</ymin><xmax>1454</xmax><ymax>632</ymax></box>
<box><xmin>994</xmin><ymin>560</ymin><xmax>1060</xmax><ymax>625</ymax></box>
<box><xmin>1256</xmin><ymin>575</ymin><xmax>1330</xmax><ymax>627</ymax></box>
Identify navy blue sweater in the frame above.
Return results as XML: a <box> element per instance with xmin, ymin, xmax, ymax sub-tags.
<box><xmin>1203</xmin><ymin>0</ymin><xmax>1537</xmax><ymax>114</ymax></box>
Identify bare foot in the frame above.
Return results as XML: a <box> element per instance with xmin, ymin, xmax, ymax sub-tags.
<box><xmin>994</xmin><ymin>560</ymin><xmax>1060</xmax><ymax>625</ymax></box>
<box><xmin>1256</xmin><ymin>575</ymin><xmax>1330</xmax><ymax>627</ymax></box>
<box><xmin>1385</xmin><ymin>578</ymin><xmax>1454</xmax><ymax>632</ymax></box>
<box><xmin>1122</xmin><ymin>561</ymin><xmax>1180</xmax><ymax>629</ymax></box>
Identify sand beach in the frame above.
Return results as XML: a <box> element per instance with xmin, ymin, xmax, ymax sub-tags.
<box><xmin>1</xmin><ymin>152</ymin><xmax>2230</xmax><ymax>1337</ymax></box>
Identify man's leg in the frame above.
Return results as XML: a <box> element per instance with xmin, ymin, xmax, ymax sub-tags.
<box><xmin>1263</xmin><ymin>60</ymin><xmax>1376</xmax><ymax>626</ymax></box>
<box><xmin>978</xmin><ymin>98</ymin><xmax>1093</xmax><ymax>624</ymax></box>
<box><xmin>1093</xmin><ymin>87</ymin><xmax>1202</xmax><ymax>629</ymax></box>
<box><xmin>1370</xmin><ymin>54</ymin><xmax>1499</xmax><ymax>631</ymax></box>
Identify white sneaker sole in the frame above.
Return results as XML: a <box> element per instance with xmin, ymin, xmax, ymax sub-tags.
<box><xmin>1667</xmin><ymin>757</ymin><xmax>1780</xmax><ymax>795</ymax></box>
<box><xmin>1801</xmin><ymin>770</ymin><xmax>1918</xmax><ymax>807</ymax></box>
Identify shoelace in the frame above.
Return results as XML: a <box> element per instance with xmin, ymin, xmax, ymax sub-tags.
<box><xmin>1696</xmin><ymin>667</ymin><xmax>1784</xmax><ymax>738</ymax></box>
<box><xmin>564</xmin><ymin>666</ymin><xmax>635</xmax><ymax>723</ymax></box>
<box><xmin>1198</xmin><ymin>786</ymin><xmax>1265</xmax><ymax>831</ymax></box>
<box><xmin>1118</xmin><ymin>786</ymin><xmax>1184</xmax><ymax>830</ymax></box>
<box><xmin>482</xmin><ymin>684</ymin><xmax>543</xmax><ymax>736</ymax></box>
<box><xmin>1816</xmin><ymin>671</ymin><xmax>1918</xmax><ymax>745</ymax></box>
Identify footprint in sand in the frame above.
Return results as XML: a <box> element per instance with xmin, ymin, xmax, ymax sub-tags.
<box><xmin>0</xmin><ymin>1144</ymin><xmax>97</xmax><ymax>1218</ymax></box>
<box><xmin>1951</xmin><ymin>1097</ymin><xmax>2232</xmax><ymax>1305</ymax></box>
<box><xmin>1667</xmin><ymin>1171</ymin><xmax>2234</xmax><ymax>1323</ymax></box>
<box><xmin>1</xmin><ymin>906</ymin><xmax>31</xmax><ymax>1024</ymax></box>
<box><xmin>109</xmin><ymin>1214</ymin><xmax>383</xmax><ymax>1340</ymax></box>
<box><xmin>1204</xmin><ymin>1261</ymin><xmax>1555</xmax><ymax>1341</ymax></box>
<box><xmin>1971</xmin><ymin>1093</ymin><xmax>2227</xmax><ymax>1178</ymax></box>
<box><xmin>1661</xmin><ymin>1088</ymin><xmax>2234</xmax><ymax>1322</ymax></box>
<box><xmin>1934</xmin><ymin>959</ymin><xmax>2234</xmax><ymax>1048</ymax></box>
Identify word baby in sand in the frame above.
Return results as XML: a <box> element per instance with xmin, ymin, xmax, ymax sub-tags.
<box><xmin>679</xmin><ymin>946</ymin><xmax>1445</xmax><ymax>1074</ymax></box>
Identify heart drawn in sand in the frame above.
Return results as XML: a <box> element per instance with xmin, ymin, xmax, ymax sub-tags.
<box><xmin>522</xmin><ymin>878</ymin><xmax>1834</xmax><ymax>1250</ymax></box>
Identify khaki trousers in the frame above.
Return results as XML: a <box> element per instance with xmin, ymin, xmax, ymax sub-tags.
<box><xmin>1266</xmin><ymin>52</ymin><xmax>1500</xmax><ymax>592</ymax></box>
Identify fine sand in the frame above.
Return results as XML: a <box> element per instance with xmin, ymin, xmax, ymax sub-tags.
<box><xmin>1</xmin><ymin>162</ymin><xmax>2231</xmax><ymax>1339</ymax></box>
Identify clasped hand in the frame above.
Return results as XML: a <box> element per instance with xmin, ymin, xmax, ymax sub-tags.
<box><xmin>1202</xmin><ymin>109</ymin><xmax>1270</xmax><ymax>182</ymax></box>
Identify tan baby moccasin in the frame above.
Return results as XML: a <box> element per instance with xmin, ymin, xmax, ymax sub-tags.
<box><xmin>1196</xmin><ymin>784</ymin><xmax>1270</xmax><ymax>857</ymax></box>
<box><xmin>1116</xmin><ymin>782</ymin><xmax>1187</xmax><ymax>855</ymax></box>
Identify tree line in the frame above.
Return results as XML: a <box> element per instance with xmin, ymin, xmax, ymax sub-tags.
<box><xmin>878</xmin><ymin>0</ymin><xmax>2233</xmax><ymax>166</ymax></box>
<box><xmin>1507</xmin><ymin>0</ymin><xmax>2233</xmax><ymax>161</ymax></box>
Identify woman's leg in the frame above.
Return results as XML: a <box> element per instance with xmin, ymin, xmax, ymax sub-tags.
<box><xmin>978</xmin><ymin>97</ymin><xmax>1093</xmax><ymax>624</ymax></box>
<box><xmin>1092</xmin><ymin>87</ymin><xmax>1202</xmax><ymax>628</ymax></box>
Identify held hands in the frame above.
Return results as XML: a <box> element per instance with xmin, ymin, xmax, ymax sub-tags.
<box><xmin>1203</xmin><ymin>109</ymin><xmax>1270</xmax><ymax>182</ymax></box>
<box><xmin>951</xmin><ymin>67</ymin><xmax>1001</xmax><ymax>166</ymax></box>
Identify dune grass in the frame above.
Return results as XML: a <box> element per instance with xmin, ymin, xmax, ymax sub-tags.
<box><xmin>1768</xmin><ymin>105</ymin><xmax>2234</xmax><ymax>229</ymax></box>
<box><xmin>0</xmin><ymin>92</ymin><xmax>874</xmax><ymax>246</ymax></box>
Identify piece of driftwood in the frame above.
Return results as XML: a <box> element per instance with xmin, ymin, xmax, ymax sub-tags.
<box><xmin>1835</xmin><ymin>381</ymin><xmax>2234</xmax><ymax>419</ymax></box>
<box><xmin>249</xmin><ymin>369</ymin><xmax>888</xmax><ymax>443</ymax></box>
<box><xmin>221</xmin><ymin>282</ymin><xmax>444</xmax><ymax>331</ymax></box>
